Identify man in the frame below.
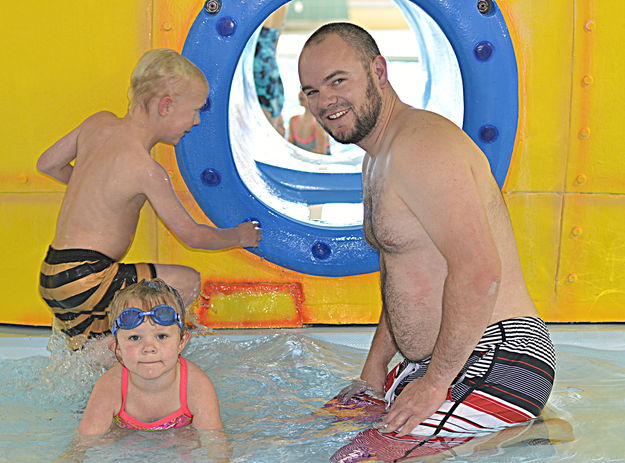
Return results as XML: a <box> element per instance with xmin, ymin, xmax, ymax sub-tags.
<box><xmin>299</xmin><ymin>23</ymin><xmax>555</xmax><ymax>438</ymax></box>
<box><xmin>38</xmin><ymin>49</ymin><xmax>261</xmax><ymax>350</ymax></box>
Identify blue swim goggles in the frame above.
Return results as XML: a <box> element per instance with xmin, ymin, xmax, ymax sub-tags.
<box><xmin>112</xmin><ymin>305</ymin><xmax>183</xmax><ymax>336</ymax></box>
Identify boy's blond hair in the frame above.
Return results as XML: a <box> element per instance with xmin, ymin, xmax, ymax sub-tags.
<box><xmin>108</xmin><ymin>278</ymin><xmax>186</xmax><ymax>332</ymax></box>
<box><xmin>128</xmin><ymin>48</ymin><xmax>208</xmax><ymax>112</ymax></box>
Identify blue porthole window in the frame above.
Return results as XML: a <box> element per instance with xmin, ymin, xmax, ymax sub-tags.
<box><xmin>178</xmin><ymin>0</ymin><xmax>517</xmax><ymax>276</ymax></box>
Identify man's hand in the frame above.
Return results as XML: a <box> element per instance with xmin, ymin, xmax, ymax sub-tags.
<box><xmin>360</xmin><ymin>360</ymin><xmax>389</xmax><ymax>396</ymax></box>
<box><xmin>236</xmin><ymin>221</ymin><xmax>262</xmax><ymax>247</ymax></box>
<box><xmin>336</xmin><ymin>379</ymin><xmax>384</xmax><ymax>403</ymax></box>
<box><xmin>382</xmin><ymin>376</ymin><xmax>448</xmax><ymax>436</ymax></box>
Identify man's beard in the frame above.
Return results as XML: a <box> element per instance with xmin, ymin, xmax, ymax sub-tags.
<box><xmin>323</xmin><ymin>74</ymin><xmax>382</xmax><ymax>145</ymax></box>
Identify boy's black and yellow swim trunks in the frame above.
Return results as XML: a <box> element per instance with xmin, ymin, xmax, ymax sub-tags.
<box><xmin>39</xmin><ymin>247</ymin><xmax>156</xmax><ymax>349</ymax></box>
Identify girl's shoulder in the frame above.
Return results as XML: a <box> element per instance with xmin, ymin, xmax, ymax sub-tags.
<box><xmin>184</xmin><ymin>359</ymin><xmax>218</xmax><ymax>402</ymax></box>
<box><xmin>92</xmin><ymin>364</ymin><xmax>123</xmax><ymax>399</ymax></box>
<box><xmin>183</xmin><ymin>359</ymin><xmax>223</xmax><ymax>429</ymax></box>
<box><xmin>85</xmin><ymin>364</ymin><xmax>123</xmax><ymax>418</ymax></box>
<box><xmin>184</xmin><ymin>358</ymin><xmax>213</xmax><ymax>384</ymax></box>
<box><xmin>101</xmin><ymin>362</ymin><xmax>123</xmax><ymax>380</ymax></box>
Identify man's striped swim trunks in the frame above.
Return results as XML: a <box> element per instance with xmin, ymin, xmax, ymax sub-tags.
<box><xmin>384</xmin><ymin>316</ymin><xmax>556</xmax><ymax>437</ymax></box>
<box><xmin>39</xmin><ymin>247</ymin><xmax>156</xmax><ymax>349</ymax></box>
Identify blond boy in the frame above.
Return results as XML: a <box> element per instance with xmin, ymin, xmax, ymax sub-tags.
<box><xmin>38</xmin><ymin>49</ymin><xmax>261</xmax><ymax>349</ymax></box>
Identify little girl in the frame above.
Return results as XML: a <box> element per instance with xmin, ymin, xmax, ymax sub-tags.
<box><xmin>78</xmin><ymin>279</ymin><xmax>223</xmax><ymax>435</ymax></box>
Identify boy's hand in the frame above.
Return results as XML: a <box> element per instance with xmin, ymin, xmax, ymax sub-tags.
<box><xmin>236</xmin><ymin>221</ymin><xmax>262</xmax><ymax>247</ymax></box>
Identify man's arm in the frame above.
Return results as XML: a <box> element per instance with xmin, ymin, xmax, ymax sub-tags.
<box><xmin>141</xmin><ymin>161</ymin><xmax>261</xmax><ymax>250</ymax></box>
<box><xmin>336</xmin><ymin>299</ymin><xmax>396</xmax><ymax>402</ymax></box>
<box><xmin>360</xmin><ymin>300</ymin><xmax>398</xmax><ymax>394</ymax></box>
<box><xmin>383</xmin><ymin>116</ymin><xmax>501</xmax><ymax>435</ymax></box>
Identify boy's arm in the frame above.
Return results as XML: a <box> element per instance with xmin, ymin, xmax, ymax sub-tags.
<box><xmin>187</xmin><ymin>362</ymin><xmax>224</xmax><ymax>430</ymax></box>
<box><xmin>142</xmin><ymin>162</ymin><xmax>261</xmax><ymax>250</ymax></box>
<box><xmin>78</xmin><ymin>371</ymin><xmax>118</xmax><ymax>436</ymax></box>
<box><xmin>37</xmin><ymin>125</ymin><xmax>81</xmax><ymax>184</ymax></box>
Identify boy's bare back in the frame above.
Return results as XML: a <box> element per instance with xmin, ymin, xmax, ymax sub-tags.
<box><xmin>50</xmin><ymin>111</ymin><xmax>156</xmax><ymax>260</ymax></box>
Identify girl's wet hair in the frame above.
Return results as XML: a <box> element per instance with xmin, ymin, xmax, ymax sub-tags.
<box><xmin>128</xmin><ymin>48</ymin><xmax>208</xmax><ymax>112</ymax></box>
<box><xmin>108</xmin><ymin>278</ymin><xmax>186</xmax><ymax>331</ymax></box>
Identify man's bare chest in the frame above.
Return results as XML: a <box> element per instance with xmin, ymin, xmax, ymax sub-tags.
<box><xmin>363</xmin><ymin>176</ymin><xmax>430</xmax><ymax>254</ymax></box>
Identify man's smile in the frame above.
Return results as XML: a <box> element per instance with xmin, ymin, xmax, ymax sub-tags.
<box><xmin>327</xmin><ymin>108</ymin><xmax>350</xmax><ymax>120</ymax></box>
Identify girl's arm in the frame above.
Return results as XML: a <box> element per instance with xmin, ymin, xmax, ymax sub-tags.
<box><xmin>78</xmin><ymin>368</ymin><xmax>120</xmax><ymax>435</ymax></box>
<box><xmin>315</xmin><ymin>123</ymin><xmax>330</xmax><ymax>154</ymax></box>
<box><xmin>187</xmin><ymin>362</ymin><xmax>224</xmax><ymax>430</ymax></box>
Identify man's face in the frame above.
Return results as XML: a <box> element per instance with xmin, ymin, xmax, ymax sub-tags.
<box><xmin>298</xmin><ymin>35</ymin><xmax>381</xmax><ymax>145</ymax></box>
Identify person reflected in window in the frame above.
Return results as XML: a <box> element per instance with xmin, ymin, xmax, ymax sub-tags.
<box><xmin>253</xmin><ymin>5</ymin><xmax>288</xmax><ymax>137</ymax></box>
<box><xmin>288</xmin><ymin>90</ymin><xmax>331</xmax><ymax>154</ymax></box>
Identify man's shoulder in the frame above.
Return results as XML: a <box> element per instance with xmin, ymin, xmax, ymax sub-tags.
<box><xmin>387</xmin><ymin>109</ymin><xmax>473</xmax><ymax>179</ymax></box>
<box><xmin>398</xmin><ymin>108</ymin><xmax>456</xmax><ymax>135</ymax></box>
<box><xmin>394</xmin><ymin>109</ymin><xmax>465</xmax><ymax>151</ymax></box>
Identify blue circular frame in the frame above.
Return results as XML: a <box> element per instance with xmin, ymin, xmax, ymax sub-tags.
<box><xmin>178</xmin><ymin>0</ymin><xmax>518</xmax><ymax>277</ymax></box>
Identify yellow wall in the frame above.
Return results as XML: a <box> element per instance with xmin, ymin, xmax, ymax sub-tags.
<box><xmin>1</xmin><ymin>0</ymin><xmax>624</xmax><ymax>327</ymax></box>
<box><xmin>1</xmin><ymin>1</ymin><xmax>153</xmax><ymax>325</ymax></box>
<box><xmin>501</xmin><ymin>0</ymin><xmax>625</xmax><ymax>321</ymax></box>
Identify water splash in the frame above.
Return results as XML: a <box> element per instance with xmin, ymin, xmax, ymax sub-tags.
<box><xmin>1</xmin><ymin>328</ymin><xmax>623</xmax><ymax>462</ymax></box>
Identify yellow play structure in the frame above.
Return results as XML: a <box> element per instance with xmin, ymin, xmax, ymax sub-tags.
<box><xmin>2</xmin><ymin>0</ymin><xmax>624</xmax><ymax>328</ymax></box>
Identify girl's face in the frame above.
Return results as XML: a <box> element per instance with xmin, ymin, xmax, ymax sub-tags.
<box><xmin>114</xmin><ymin>302</ymin><xmax>189</xmax><ymax>381</ymax></box>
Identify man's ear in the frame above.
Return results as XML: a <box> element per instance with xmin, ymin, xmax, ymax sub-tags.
<box><xmin>158</xmin><ymin>96</ymin><xmax>174</xmax><ymax>116</ymax></box>
<box><xmin>371</xmin><ymin>56</ymin><xmax>389</xmax><ymax>89</ymax></box>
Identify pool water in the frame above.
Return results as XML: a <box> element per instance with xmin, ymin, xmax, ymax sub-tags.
<box><xmin>0</xmin><ymin>325</ymin><xmax>623</xmax><ymax>462</ymax></box>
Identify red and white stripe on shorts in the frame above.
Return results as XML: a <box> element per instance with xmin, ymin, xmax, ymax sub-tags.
<box><xmin>384</xmin><ymin>316</ymin><xmax>556</xmax><ymax>437</ymax></box>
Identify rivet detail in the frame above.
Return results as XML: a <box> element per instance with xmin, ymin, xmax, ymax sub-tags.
<box><xmin>575</xmin><ymin>174</ymin><xmax>587</xmax><ymax>185</ymax></box>
<box><xmin>570</xmin><ymin>226</ymin><xmax>583</xmax><ymax>238</ymax></box>
<box><xmin>581</xmin><ymin>75</ymin><xmax>593</xmax><ymax>87</ymax></box>
<box><xmin>578</xmin><ymin>127</ymin><xmax>590</xmax><ymax>139</ymax></box>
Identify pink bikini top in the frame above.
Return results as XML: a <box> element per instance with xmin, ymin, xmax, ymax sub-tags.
<box><xmin>114</xmin><ymin>356</ymin><xmax>193</xmax><ymax>431</ymax></box>
<box><xmin>291</xmin><ymin>116</ymin><xmax>330</xmax><ymax>153</ymax></box>
<box><xmin>292</xmin><ymin>115</ymin><xmax>317</xmax><ymax>145</ymax></box>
